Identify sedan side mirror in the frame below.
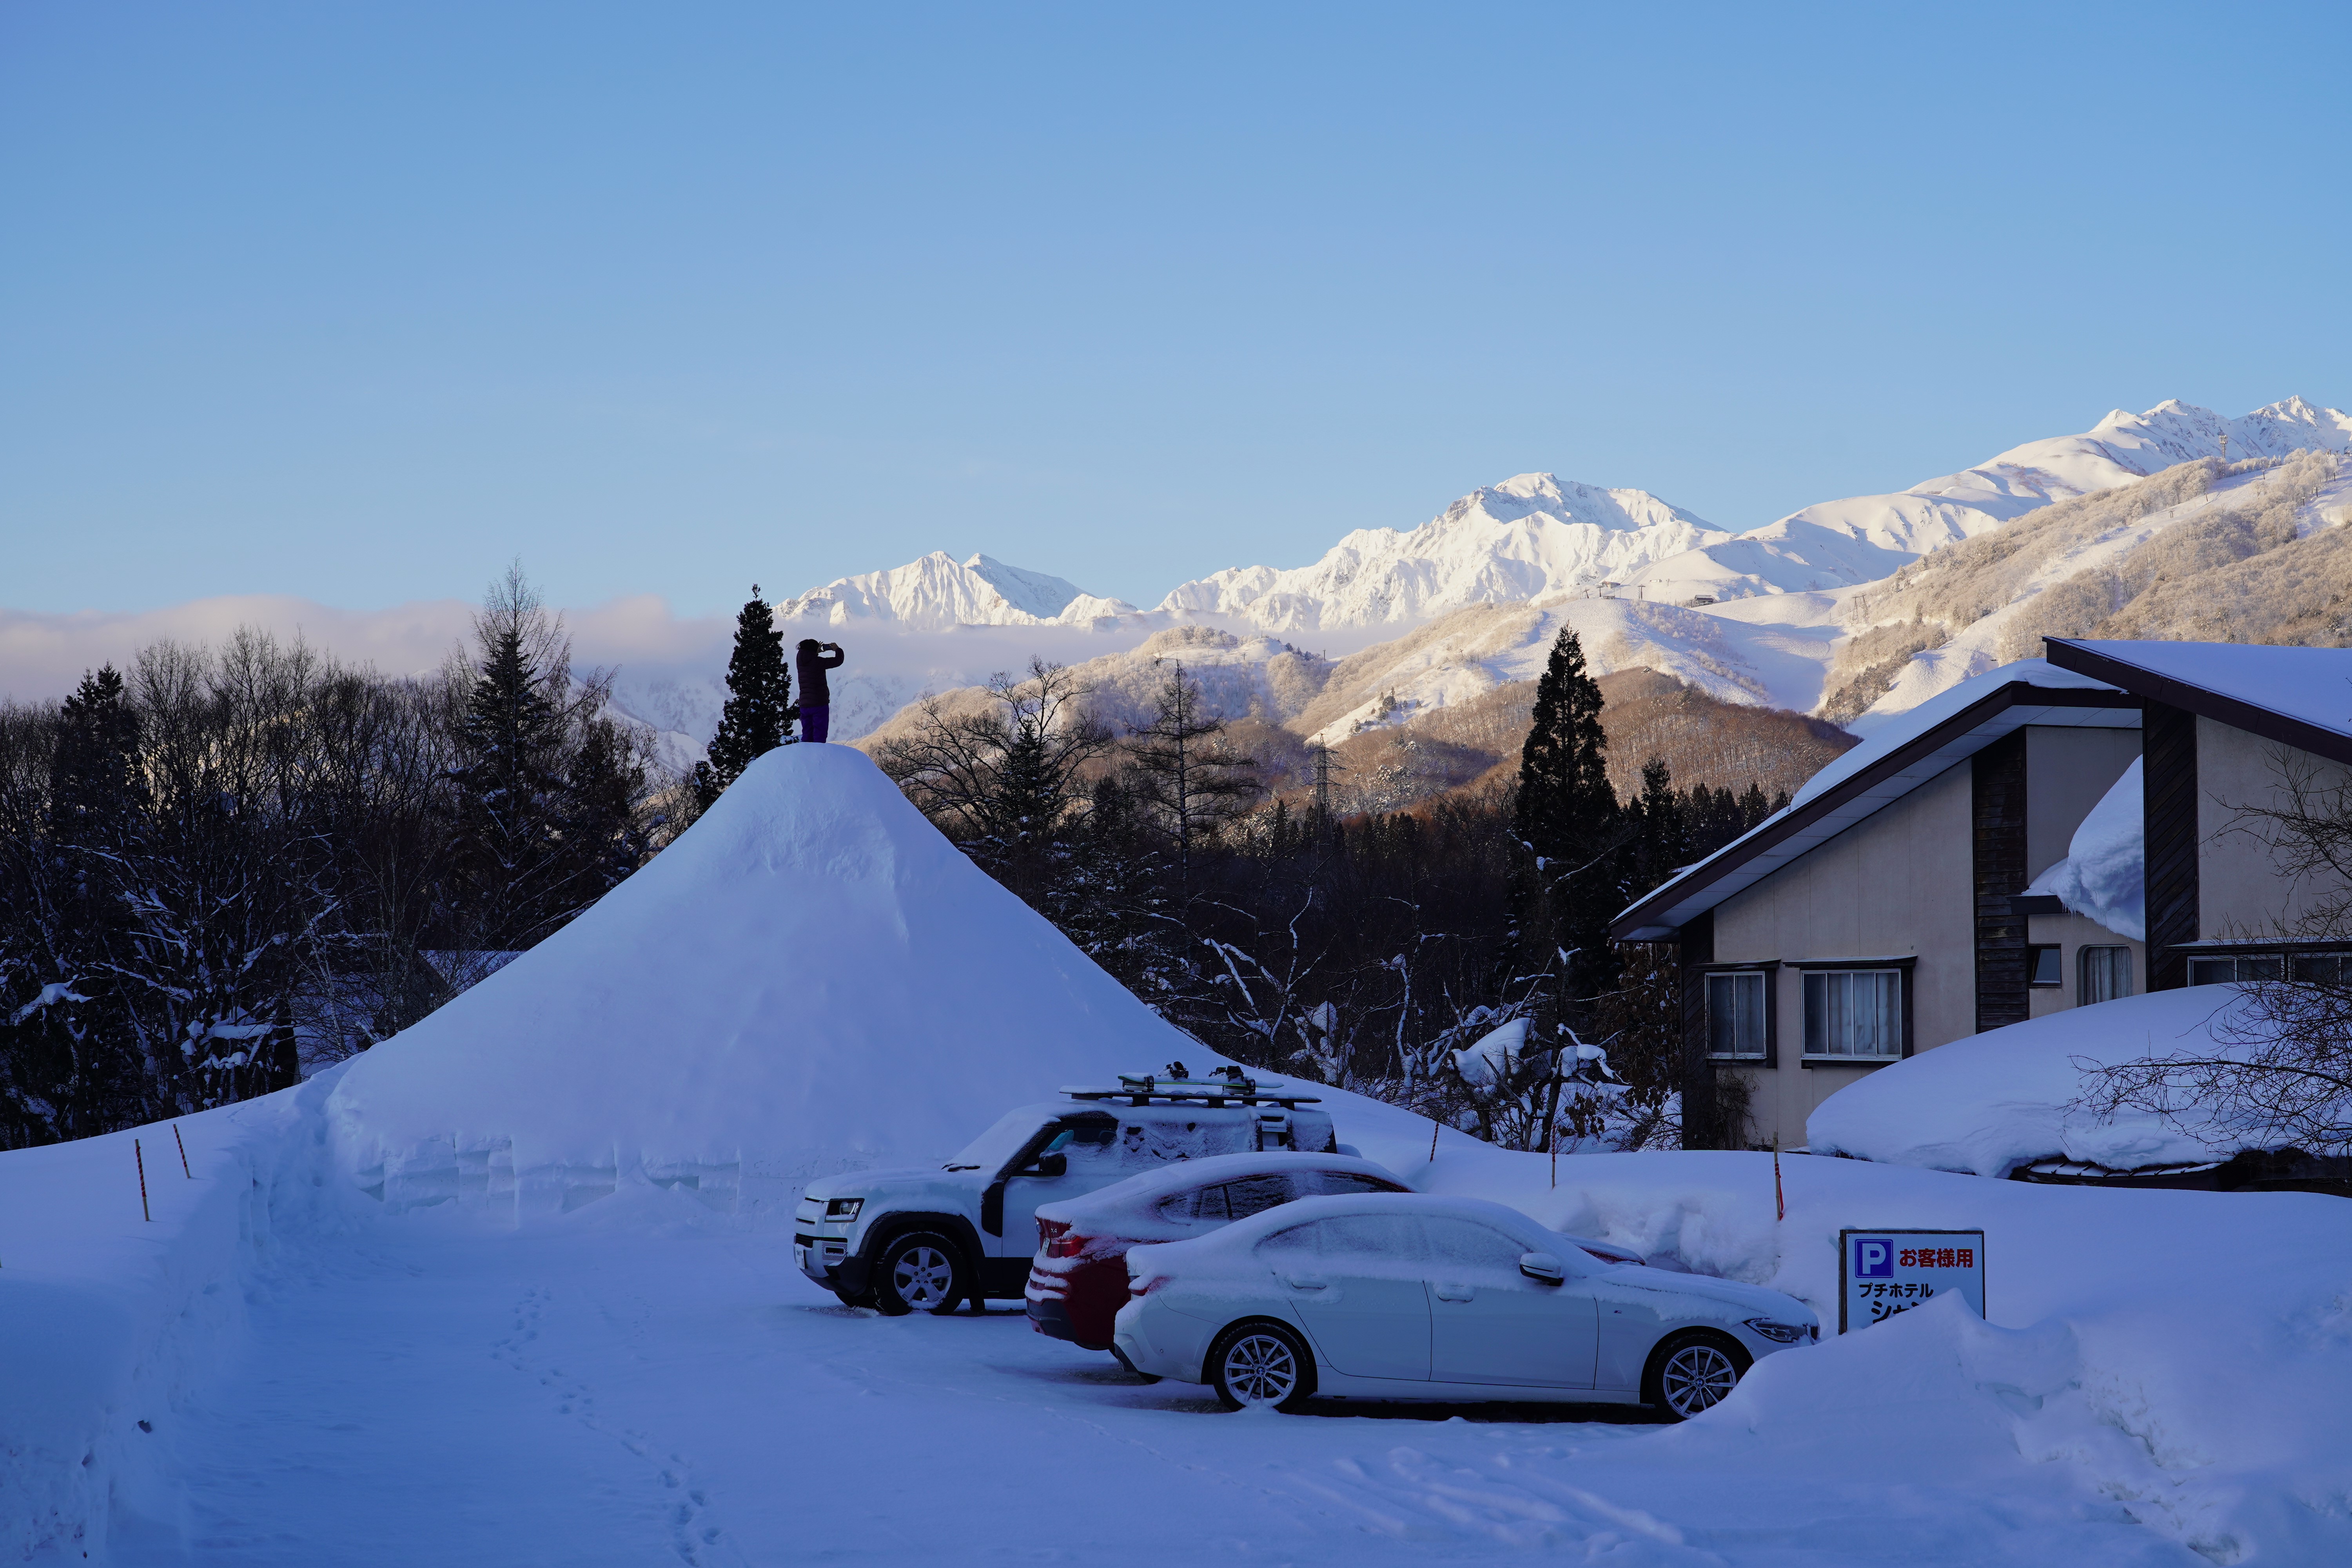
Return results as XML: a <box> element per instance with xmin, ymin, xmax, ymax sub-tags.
<box><xmin>1519</xmin><ymin>1251</ymin><xmax>1566</xmax><ymax>1285</ymax></box>
<box><xmin>1027</xmin><ymin>1151</ymin><xmax>1069</xmax><ymax>1179</ymax></box>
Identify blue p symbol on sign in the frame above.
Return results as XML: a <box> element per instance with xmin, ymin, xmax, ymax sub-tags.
<box><xmin>1855</xmin><ymin>1238</ymin><xmax>1893</xmax><ymax>1278</ymax></box>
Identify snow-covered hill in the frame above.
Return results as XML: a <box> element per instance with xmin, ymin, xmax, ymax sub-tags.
<box><xmin>1835</xmin><ymin>446</ymin><xmax>2352</xmax><ymax>729</ymax></box>
<box><xmin>1157</xmin><ymin>472</ymin><xmax>1728</xmax><ymax>635</ymax></box>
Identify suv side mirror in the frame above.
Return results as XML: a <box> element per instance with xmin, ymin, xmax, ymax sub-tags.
<box><xmin>1027</xmin><ymin>1151</ymin><xmax>1068</xmax><ymax>1179</ymax></box>
<box><xmin>1519</xmin><ymin>1251</ymin><xmax>1566</xmax><ymax>1285</ymax></box>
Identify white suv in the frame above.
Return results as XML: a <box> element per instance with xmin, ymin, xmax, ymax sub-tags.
<box><xmin>794</xmin><ymin>1068</ymin><xmax>1341</xmax><ymax>1315</ymax></box>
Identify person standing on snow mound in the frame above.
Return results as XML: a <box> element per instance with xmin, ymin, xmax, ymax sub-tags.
<box><xmin>795</xmin><ymin>639</ymin><xmax>846</xmax><ymax>742</ymax></box>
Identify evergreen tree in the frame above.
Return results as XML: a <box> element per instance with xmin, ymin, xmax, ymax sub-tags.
<box><xmin>1511</xmin><ymin>626</ymin><xmax>1625</xmax><ymax>1009</ymax></box>
<box><xmin>1626</xmin><ymin>757</ymin><xmax>1689</xmax><ymax>897</ymax></box>
<box><xmin>1043</xmin><ymin>774</ymin><xmax>1178</xmax><ymax>1000</ymax></box>
<box><xmin>693</xmin><ymin>586</ymin><xmax>793</xmax><ymax>810</ymax></box>
<box><xmin>450</xmin><ymin>567</ymin><xmax>577</xmax><ymax>949</ymax></box>
<box><xmin>1126</xmin><ymin>662</ymin><xmax>1259</xmax><ymax>889</ymax></box>
<box><xmin>3</xmin><ymin>668</ymin><xmax>150</xmax><ymax>1141</ymax></box>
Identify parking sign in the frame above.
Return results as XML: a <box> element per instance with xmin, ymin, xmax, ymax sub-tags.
<box><xmin>1837</xmin><ymin>1229</ymin><xmax>1985</xmax><ymax>1333</ymax></box>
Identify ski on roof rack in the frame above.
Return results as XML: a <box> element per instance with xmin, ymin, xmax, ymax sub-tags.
<box><xmin>1060</xmin><ymin>1063</ymin><xmax>1321</xmax><ymax>1109</ymax></box>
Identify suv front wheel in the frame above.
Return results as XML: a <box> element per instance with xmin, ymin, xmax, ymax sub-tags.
<box><xmin>872</xmin><ymin>1231</ymin><xmax>967</xmax><ymax>1316</ymax></box>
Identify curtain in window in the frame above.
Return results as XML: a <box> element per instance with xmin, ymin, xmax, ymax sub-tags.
<box><xmin>1803</xmin><ymin>970</ymin><xmax>1900</xmax><ymax>1057</ymax></box>
<box><xmin>1707</xmin><ymin>971</ymin><xmax>1766</xmax><ymax>1056</ymax></box>
<box><xmin>2080</xmin><ymin>946</ymin><xmax>2134</xmax><ymax>1004</ymax></box>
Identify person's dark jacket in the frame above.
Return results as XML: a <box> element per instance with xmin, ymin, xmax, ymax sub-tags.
<box><xmin>796</xmin><ymin>643</ymin><xmax>845</xmax><ymax>708</ymax></box>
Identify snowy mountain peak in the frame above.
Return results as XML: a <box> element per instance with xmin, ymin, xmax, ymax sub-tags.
<box><xmin>777</xmin><ymin>551</ymin><xmax>1136</xmax><ymax>632</ymax></box>
<box><xmin>1435</xmin><ymin>472</ymin><xmax>1716</xmax><ymax>536</ymax></box>
<box><xmin>1156</xmin><ymin>472</ymin><xmax>1727</xmax><ymax>635</ymax></box>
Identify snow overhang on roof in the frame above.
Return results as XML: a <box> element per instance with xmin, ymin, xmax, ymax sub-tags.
<box><xmin>2043</xmin><ymin>639</ymin><xmax>2352</xmax><ymax>768</ymax></box>
<box><xmin>1611</xmin><ymin>669</ymin><xmax>2138</xmax><ymax>942</ymax></box>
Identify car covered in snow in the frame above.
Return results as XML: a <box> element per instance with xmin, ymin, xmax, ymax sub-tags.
<box><xmin>1027</xmin><ymin>1155</ymin><xmax>1650</xmax><ymax>1360</ymax></box>
<box><xmin>794</xmin><ymin>1069</ymin><xmax>1340</xmax><ymax>1315</ymax></box>
<box><xmin>1113</xmin><ymin>1192</ymin><xmax>1818</xmax><ymax>1419</ymax></box>
<box><xmin>1025</xmin><ymin>1152</ymin><xmax>1412</xmax><ymax>1354</ymax></box>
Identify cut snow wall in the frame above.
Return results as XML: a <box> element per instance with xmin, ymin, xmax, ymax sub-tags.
<box><xmin>322</xmin><ymin>746</ymin><xmax>1210</xmax><ymax>1217</ymax></box>
<box><xmin>0</xmin><ymin>1080</ymin><xmax>330</xmax><ymax>1562</ymax></box>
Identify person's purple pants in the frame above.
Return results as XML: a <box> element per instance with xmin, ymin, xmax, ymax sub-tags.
<box><xmin>801</xmin><ymin>704</ymin><xmax>830</xmax><ymax>744</ymax></box>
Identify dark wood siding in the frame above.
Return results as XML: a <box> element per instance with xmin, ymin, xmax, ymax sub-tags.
<box><xmin>1973</xmin><ymin>730</ymin><xmax>2030</xmax><ymax>1031</ymax></box>
<box><xmin>2143</xmin><ymin>699</ymin><xmax>2200</xmax><ymax>990</ymax></box>
<box><xmin>1678</xmin><ymin>911</ymin><xmax>1717</xmax><ymax>1149</ymax></box>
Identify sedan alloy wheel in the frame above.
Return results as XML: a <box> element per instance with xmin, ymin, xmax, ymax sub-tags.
<box><xmin>1659</xmin><ymin>1340</ymin><xmax>1741</xmax><ymax>1418</ymax></box>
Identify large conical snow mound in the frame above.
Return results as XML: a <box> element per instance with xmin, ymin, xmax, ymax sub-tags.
<box><xmin>323</xmin><ymin>745</ymin><xmax>1200</xmax><ymax>1213</ymax></box>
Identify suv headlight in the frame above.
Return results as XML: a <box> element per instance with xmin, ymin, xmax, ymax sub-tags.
<box><xmin>1744</xmin><ymin>1317</ymin><xmax>1809</xmax><ymax>1344</ymax></box>
<box><xmin>824</xmin><ymin>1198</ymin><xmax>863</xmax><ymax>1222</ymax></box>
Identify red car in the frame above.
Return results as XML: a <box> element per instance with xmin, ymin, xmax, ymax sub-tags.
<box><xmin>1027</xmin><ymin>1152</ymin><xmax>1412</xmax><ymax>1356</ymax></box>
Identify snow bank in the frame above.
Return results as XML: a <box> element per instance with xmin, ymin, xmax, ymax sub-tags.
<box><xmin>2025</xmin><ymin>756</ymin><xmax>2145</xmax><ymax>940</ymax></box>
<box><xmin>1337</xmin><ymin>1132</ymin><xmax>2352</xmax><ymax>1564</ymax></box>
<box><xmin>322</xmin><ymin>744</ymin><xmax>1214</xmax><ymax>1212</ymax></box>
<box><xmin>1803</xmin><ymin>986</ymin><xmax>2256</xmax><ymax>1176</ymax></box>
<box><xmin>0</xmin><ymin>1083</ymin><xmax>328</xmax><ymax>1561</ymax></box>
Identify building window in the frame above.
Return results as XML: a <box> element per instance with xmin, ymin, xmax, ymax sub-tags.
<box><xmin>2080</xmin><ymin>946</ymin><xmax>2134</xmax><ymax>1004</ymax></box>
<box><xmin>1802</xmin><ymin>970</ymin><xmax>1902</xmax><ymax>1059</ymax></box>
<box><xmin>2294</xmin><ymin>951</ymin><xmax>2352</xmax><ymax>984</ymax></box>
<box><xmin>1706</xmin><ymin>971</ymin><xmax>1768</xmax><ymax>1059</ymax></box>
<box><xmin>2027</xmin><ymin>945</ymin><xmax>2063</xmax><ymax>987</ymax></box>
<box><xmin>2186</xmin><ymin>955</ymin><xmax>2281</xmax><ymax>985</ymax></box>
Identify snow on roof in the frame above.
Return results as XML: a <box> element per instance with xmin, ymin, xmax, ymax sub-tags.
<box><xmin>1613</xmin><ymin>658</ymin><xmax>2130</xmax><ymax>937</ymax></box>
<box><xmin>1806</xmin><ymin>985</ymin><xmax>2260</xmax><ymax>1177</ymax></box>
<box><xmin>1035</xmin><ymin>1150</ymin><xmax>1403</xmax><ymax>1232</ymax></box>
<box><xmin>2024</xmin><ymin>757</ymin><xmax>2144</xmax><ymax>941</ymax></box>
<box><xmin>323</xmin><ymin>744</ymin><xmax>1212</xmax><ymax>1200</ymax></box>
<box><xmin>1791</xmin><ymin>659</ymin><xmax>2116</xmax><ymax>808</ymax></box>
<box><xmin>2051</xmin><ymin>639</ymin><xmax>2352</xmax><ymax>757</ymax></box>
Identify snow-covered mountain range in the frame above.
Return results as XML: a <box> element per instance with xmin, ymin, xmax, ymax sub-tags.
<box><xmin>610</xmin><ymin>397</ymin><xmax>2350</xmax><ymax>757</ymax></box>
<box><xmin>1623</xmin><ymin>396</ymin><xmax>2352</xmax><ymax>604</ymax></box>
<box><xmin>1155</xmin><ymin>473</ymin><xmax>1726</xmax><ymax>634</ymax></box>
<box><xmin>776</xmin><ymin>551</ymin><xmax>1136</xmax><ymax>631</ymax></box>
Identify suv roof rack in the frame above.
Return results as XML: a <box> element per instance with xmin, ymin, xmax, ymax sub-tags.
<box><xmin>1061</xmin><ymin>1069</ymin><xmax>1321</xmax><ymax>1110</ymax></box>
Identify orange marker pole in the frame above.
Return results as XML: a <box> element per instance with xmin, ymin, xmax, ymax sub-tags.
<box><xmin>1773</xmin><ymin>1139</ymin><xmax>1785</xmax><ymax>1223</ymax></box>
<box><xmin>136</xmin><ymin>1138</ymin><xmax>151</xmax><ymax>1222</ymax></box>
<box><xmin>173</xmin><ymin>1123</ymin><xmax>191</xmax><ymax>1178</ymax></box>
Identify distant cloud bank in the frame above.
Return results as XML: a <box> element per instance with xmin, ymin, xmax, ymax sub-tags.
<box><xmin>0</xmin><ymin>594</ymin><xmax>735</xmax><ymax>704</ymax></box>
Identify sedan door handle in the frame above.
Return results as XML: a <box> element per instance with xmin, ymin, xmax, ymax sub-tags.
<box><xmin>1432</xmin><ymin>1283</ymin><xmax>1474</xmax><ymax>1302</ymax></box>
<box><xmin>1282</xmin><ymin>1273</ymin><xmax>1329</xmax><ymax>1290</ymax></box>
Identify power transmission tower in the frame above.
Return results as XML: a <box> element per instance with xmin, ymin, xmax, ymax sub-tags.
<box><xmin>1312</xmin><ymin>742</ymin><xmax>1335</xmax><ymax>836</ymax></box>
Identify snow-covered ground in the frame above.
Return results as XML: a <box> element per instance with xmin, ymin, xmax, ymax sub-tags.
<box><xmin>7</xmin><ymin>748</ymin><xmax>2350</xmax><ymax>1566</ymax></box>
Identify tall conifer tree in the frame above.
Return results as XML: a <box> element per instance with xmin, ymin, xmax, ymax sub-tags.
<box><xmin>694</xmin><ymin>586</ymin><xmax>793</xmax><ymax>810</ymax></box>
<box><xmin>1512</xmin><ymin>626</ymin><xmax>1623</xmax><ymax>1007</ymax></box>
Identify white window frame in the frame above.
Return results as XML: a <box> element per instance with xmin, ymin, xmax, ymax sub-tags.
<box><xmin>1704</xmin><ymin>969</ymin><xmax>1771</xmax><ymax>1061</ymax></box>
<box><xmin>1800</xmin><ymin>967</ymin><xmax>1905</xmax><ymax>1062</ymax></box>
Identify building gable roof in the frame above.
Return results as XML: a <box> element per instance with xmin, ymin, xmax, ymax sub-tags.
<box><xmin>2043</xmin><ymin>639</ymin><xmax>2352</xmax><ymax>768</ymax></box>
<box><xmin>1610</xmin><ymin>660</ymin><xmax>2137</xmax><ymax>941</ymax></box>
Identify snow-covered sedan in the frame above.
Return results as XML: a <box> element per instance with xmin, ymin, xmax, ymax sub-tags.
<box><xmin>1031</xmin><ymin>1155</ymin><xmax>1648</xmax><ymax>1362</ymax></box>
<box><xmin>1114</xmin><ymin>1193</ymin><xmax>1817</xmax><ymax>1419</ymax></box>
<box><xmin>1027</xmin><ymin>1152</ymin><xmax>1413</xmax><ymax>1356</ymax></box>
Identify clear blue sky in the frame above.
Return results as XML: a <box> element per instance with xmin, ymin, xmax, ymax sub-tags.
<box><xmin>4</xmin><ymin>2</ymin><xmax>2347</xmax><ymax>617</ymax></box>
